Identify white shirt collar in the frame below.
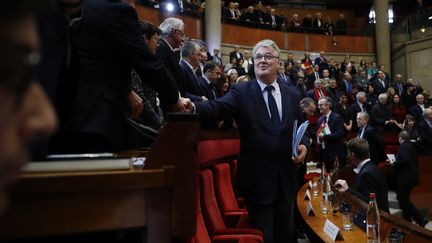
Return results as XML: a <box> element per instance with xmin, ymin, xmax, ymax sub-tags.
<box><xmin>202</xmin><ymin>75</ymin><xmax>211</xmax><ymax>85</ymax></box>
<box><xmin>257</xmin><ymin>79</ymin><xmax>280</xmax><ymax>93</ymax></box>
<box><xmin>354</xmin><ymin>158</ymin><xmax>370</xmax><ymax>174</ymax></box>
<box><xmin>182</xmin><ymin>59</ymin><xmax>196</xmax><ymax>72</ymax></box>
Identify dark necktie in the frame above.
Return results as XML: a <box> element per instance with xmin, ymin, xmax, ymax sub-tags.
<box><xmin>265</xmin><ymin>86</ymin><xmax>282</xmax><ymax>131</ymax></box>
<box><xmin>208</xmin><ymin>83</ymin><xmax>216</xmax><ymax>100</ymax></box>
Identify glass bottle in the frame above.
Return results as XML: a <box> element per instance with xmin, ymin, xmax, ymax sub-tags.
<box><xmin>367</xmin><ymin>193</ymin><xmax>380</xmax><ymax>243</ymax></box>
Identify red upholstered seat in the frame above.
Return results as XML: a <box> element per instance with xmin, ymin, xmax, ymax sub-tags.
<box><xmin>198</xmin><ymin>169</ymin><xmax>263</xmax><ymax>240</ymax></box>
<box><xmin>188</xmin><ymin>183</ymin><xmax>263</xmax><ymax>243</ymax></box>
<box><xmin>385</xmin><ymin>145</ymin><xmax>399</xmax><ymax>155</ymax></box>
<box><xmin>197</xmin><ymin>139</ymin><xmax>240</xmax><ymax>165</ymax></box>
<box><xmin>213</xmin><ymin>163</ymin><xmax>252</xmax><ymax>228</ymax></box>
<box><xmin>381</xmin><ymin>132</ymin><xmax>399</xmax><ymax>145</ymax></box>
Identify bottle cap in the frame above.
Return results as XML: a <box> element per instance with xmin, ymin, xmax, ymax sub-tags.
<box><xmin>369</xmin><ymin>193</ymin><xmax>376</xmax><ymax>198</ymax></box>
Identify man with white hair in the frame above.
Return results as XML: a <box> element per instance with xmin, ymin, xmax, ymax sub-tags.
<box><xmin>157</xmin><ymin>17</ymin><xmax>186</xmax><ymax>95</ymax></box>
<box><xmin>408</xmin><ymin>93</ymin><xmax>429</xmax><ymax>123</ymax></box>
<box><xmin>351</xmin><ymin>91</ymin><xmax>369</xmax><ymax>131</ymax></box>
<box><xmin>370</xmin><ymin>93</ymin><xmax>392</xmax><ymax>132</ymax></box>
<box><xmin>189</xmin><ymin>39</ymin><xmax>309</xmax><ymax>243</ymax></box>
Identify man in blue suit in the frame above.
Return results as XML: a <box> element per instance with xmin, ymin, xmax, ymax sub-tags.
<box><xmin>189</xmin><ymin>39</ymin><xmax>309</xmax><ymax>243</ymax></box>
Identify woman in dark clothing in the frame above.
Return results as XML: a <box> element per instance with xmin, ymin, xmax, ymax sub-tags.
<box><xmin>396</xmin><ymin>115</ymin><xmax>421</xmax><ymax>144</ymax></box>
<box><xmin>366</xmin><ymin>84</ymin><xmax>378</xmax><ymax>107</ymax></box>
<box><xmin>333</xmin><ymin>92</ymin><xmax>353</xmax><ymax>132</ymax></box>
<box><xmin>131</xmin><ymin>21</ymin><xmax>163</xmax><ymax>129</ymax></box>
<box><xmin>236</xmin><ymin>58</ymin><xmax>247</xmax><ymax>76</ymax></box>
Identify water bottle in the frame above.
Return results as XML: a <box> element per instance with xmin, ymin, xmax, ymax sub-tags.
<box><xmin>366</xmin><ymin>193</ymin><xmax>380</xmax><ymax>243</ymax></box>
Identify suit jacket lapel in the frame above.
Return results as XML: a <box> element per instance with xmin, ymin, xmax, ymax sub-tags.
<box><xmin>279</xmin><ymin>82</ymin><xmax>292</xmax><ymax>130</ymax></box>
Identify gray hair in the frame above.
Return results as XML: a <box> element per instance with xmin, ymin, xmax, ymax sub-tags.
<box><xmin>300</xmin><ymin>97</ymin><xmax>315</xmax><ymax>108</ymax></box>
<box><xmin>252</xmin><ymin>39</ymin><xmax>281</xmax><ymax>58</ymax></box>
<box><xmin>181</xmin><ymin>41</ymin><xmax>200</xmax><ymax>58</ymax></box>
<box><xmin>356</xmin><ymin>91</ymin><xmax>366</xmax><ymax>101</ymax></box>
<box><xmin>318</xmin><ymin>96</ymin><xmax>333</xmax><ymax>108</ymax></box>
<box><xmin>357</xmin><ymin>111</ymin><xmax>369</xmax><ymax>122</ymax></box>
<box><xmin>378</xmin><ymin>93</ymin><xmax>388</xmax><ymax>99</ymax></box>
<box><xmin>159</xmin><ymin>17</ymin><xmax>184</xmax><ymax>36</ymax></box>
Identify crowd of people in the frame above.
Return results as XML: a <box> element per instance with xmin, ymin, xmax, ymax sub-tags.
<box><xmin>221</xmin><ymin>1</ymin><xmax>348</xmax><ymax>34</ymax></box>
<box><xmin>140</xmin><ymin>0</ymin><xmax>349</xmax><ymax>34</ymax></box>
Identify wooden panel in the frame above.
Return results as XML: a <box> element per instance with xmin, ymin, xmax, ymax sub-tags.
<box><xmin>308</xmin><ymin>34</ymin><xmax>375</xmax><ymax>53</ymax></box>
<box><xmin>287</xmin><ymin>32</ymin><xmax>306</xmax><ymax>51</ymax></box>
<box><xmin>223</xmin><ymin>24</ymin><xmax>285</xmax><ymax>48</ymax></box>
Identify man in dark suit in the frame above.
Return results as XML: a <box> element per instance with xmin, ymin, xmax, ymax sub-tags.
<box><xmin>370</xmin><ymin>93</ymin><xmax>392</xmax><ymax>132</ymax></box>
<box><xmin>180</xmin><ymin>41</ymin><xmax>207</xmax><ymax>102</ymax></box>
<box><xmin>408</xmin><ymin>94</ymin><xmax>429</xmax><ymax>123</ymax></box>
<box><xmin>263</xmin><ymin>8</ymin><xmax>280</xmax><ymax>29</ymax></box>
<box><xmin>277</xmin><ymin>62</ymin><xmax>292</xmax><ymax>86</ymax></box>
<box><xmin>417</xmin><ymin>108</ymin><xmax>432</xmax><ymax>155</ymax></box>
<box><xmin>157</xmin><ymin>17</ymin><xmax>186</xmax><ymax>96</ymax></box>
<box><xmin>356</xmin><ymin>112</ymin><xmax>386</xmax><ymax>164</ymax></box>
<box><xmin>66</xmin><ymin>0</ymin><xmax>184</xmax><ymax>152</ymax></box>
<box><xmin>391</xmin><ymin>131</ymin><xmax>427</xmax><ymax>226</ymax></box>
<box><xmin>350</xmin><ymin>91</ymin><xmax>369</xmax><ymax>132</ymax></box>
<box><xmin>371</xmin><ymin>71</ymin><xmax>389</xmax><ymax>95</ymax></box>
<box><xmin>229</xmin><ymin>45</ymin><xmax>243</xmax><ymax>63</ymax></box>
<box><xmin>199</xmin><ymin>61</ymin><xmax>221</xmax><ymax>101</ymax></box>
<box><xmin>189</xmin><ymin>39</ymin><xmax>309</xmax><ymax>243</ymax></box>
<box><xmin>392</xmin><ymin>74</ymin><xmax>405</xmax><ymax>97</ymax></box>
<box><xmin>316</xmin><ymin>96</ymin><xmax>346</xmax><ymax>171</ymax></box>
<box><xmin>335</xmin><ymin>138</ymin><xmax>389</xmax><ymax>212</ymax></box>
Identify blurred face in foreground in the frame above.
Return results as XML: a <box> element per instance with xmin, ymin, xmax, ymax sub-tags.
<box><xmin>0</xmin><ymin>15</ymin><xmax>57</xmax><ymax>215</ymax></box>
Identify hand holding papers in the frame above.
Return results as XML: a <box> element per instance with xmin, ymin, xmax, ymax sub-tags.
<box><xmin>292</xmin><ymin>120</ymin><xmax>310</xmax><ymax>160</ymax></box>
<box><xmin>387</xmin><ymin>154</ymin><xmax>396</xmax><ymax>164</ymax></box>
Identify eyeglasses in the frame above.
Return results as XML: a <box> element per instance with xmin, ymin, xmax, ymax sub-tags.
<box><xmin>150</xmin><ymin>36</ymin><xmax>160</xmax><ymax>42</ymax></box>
<box><xmin>253</xmin><ymin>54</ymin><xmax>279</xmax><ymax>62</ymax></box>
<box><xmin>174</xmin><ymin>29</ymin><xmax>185</xmax><ymax>36</ymax></box>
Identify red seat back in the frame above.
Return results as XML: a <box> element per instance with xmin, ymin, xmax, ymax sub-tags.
<box><xmin>197</xmin><ymin>139</ymin><xmax>240</xmax><ymax>165</ymax></box>
<box><xmin>199</xmin><ymin>169</ymin><xmax>226</xmax><ymax>237</ymax></box>
<box><xmin>213</xmin><ymin>163</ymin><xmax>240</xmax><ymax>213</ymax></box>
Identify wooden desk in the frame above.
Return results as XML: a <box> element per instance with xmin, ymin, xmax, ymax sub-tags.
<box><xmin>0</xmin><ymin>114</ymin><xmax>201</xmax><ymax>243</ymax></box>
<box><xmin>0</xmin><ymin>166</ymin><xmax>173</xmax><ymax>240</ymax></box>
<box><xmin>297</xmin><ymin>182</ymin><xmax>366</xmax><ymax>242</ymax></box>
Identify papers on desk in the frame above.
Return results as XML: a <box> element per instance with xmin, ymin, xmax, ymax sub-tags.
<box><xmin>23</xmin><ymin>153</ymin><xmax>139</xmax><ymax>172</ymax></box>
<box><xmin>387</xmin><ymin>154</ymin><xmax>396</xmax><ymax>164</ymax></box>
<box><xmin>292</xmin><ymin>120</ymin><xmax>310</xmax><ymax>158</ymax></box>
